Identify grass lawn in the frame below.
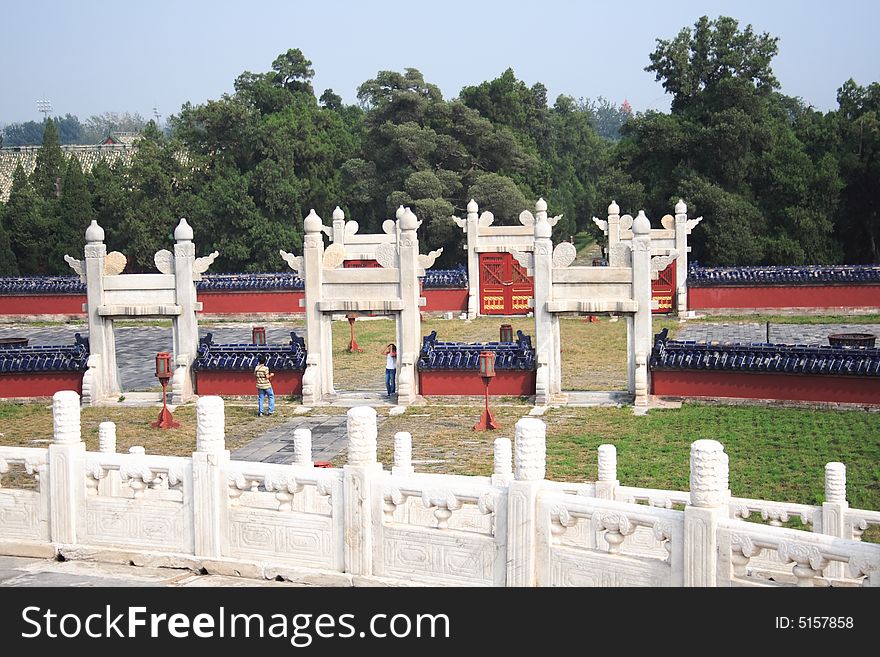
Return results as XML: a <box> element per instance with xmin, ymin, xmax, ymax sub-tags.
<box><xmin>1</xmin><ymin>399</ymin><xmax>876</xmax><ymax>519</ymax></box>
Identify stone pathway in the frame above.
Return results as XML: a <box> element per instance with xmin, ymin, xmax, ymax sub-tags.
<box><xmin>0</xmin><ymin>555</ymin><xmax>303</xmax><ymax>587</ymax></box>
<box><xmin>231</xmin><ymin>414</ymin><xmax>357</xmax><ymax>465</ymax></box>
<box><xmin>675</xmin><ymin>322</ymin><xmax>880</xmax><ymax>346</ymax></box>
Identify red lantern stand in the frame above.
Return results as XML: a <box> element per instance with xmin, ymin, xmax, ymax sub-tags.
<box><xmin>151</xmin><ymin>352</ymin><xmax>180</xmax><ymax>429</ymax></box>
<box><xmin>252</xmin><ymin>326</ymin><xmax>267</xmax><ymax>344</ymax></box>
<box><xmin>346</xmin><ymin>314</ymin><xmax>363</xmax><ymax>353</ymax></box>
<box><xmin>474</xmin><ymin>351</ymin><xmax>500</xmax><ymax>431</ymax></box>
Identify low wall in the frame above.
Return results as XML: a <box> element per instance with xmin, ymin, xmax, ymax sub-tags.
<box><xmin>0</xmin><ymin>294</ymin><xmax>86</xmax><ymax>317</ymax></box>
<box><xmin>0</xmin><ymin>372</ymin><xmax>83</xmax><ymax>397</ymax></box>
<box><xmin>0</xmin><ymin>288</ymin><xmax>469</xmax><ymax>317</ymax></box>
<box><xmin>418</xmin><ymin>370</ymin><xmax>536</xmax><ymax>396</ymax></box>
<box><xmin>689</xmin><ymin>285</ymin><xmax>880</xmax><ymax>313</ymax></box>
<box><xmin>421</xmin><ymin>288</ymin><xmax>468</xmax><ymax>313</ymax></box>
<box><xmin>651</xmin><ymin>370</ymin><xmax>880</xmax><ymax>405</ymax></box>
<box><xmin>194</xmin><ymin>370</ymin><xmax>303</xmax><ymax>396</ymax></box>
<box><xmin>1</xmin><ymin>393</ymin><xmax>878</xmax><ymax>588</ymax></box>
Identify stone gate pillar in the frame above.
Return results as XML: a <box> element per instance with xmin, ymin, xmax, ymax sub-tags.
<box><xmin>674</xmin><ymin>199</ymin><xmax>702</xmax><ymax>317</ymax></box>
<box><xmin>172</xmin><ymin>218</ymin><xmax>199</xmax><ymax>404</ymax></box>
<box><xmin>464</xmin><ymin>199</ymin><xmax>480</xmax><ymax>318</ymax></box>
<box><xmin>82</xmin><ymin>220</ymin><xmax>118</xmax><ymax>399</ymax></box>
<box><xmin>397</xmin><ymin>208</ymin><xmax>422</xmax><ymax>404</ymax></box>
<box><xmin>532</xmin><ymin>199</ymin><xmax>559</xmax><ymax>405</ymax></box>
<box><xmin>302</xmin><ymin>210</ymin><xmax>326</xmax><ymax>405</ymax></box>
<box><xmin>631</xmin><ymin>211</ymin><xmax>652</xmax><ymax>408</ymax></box>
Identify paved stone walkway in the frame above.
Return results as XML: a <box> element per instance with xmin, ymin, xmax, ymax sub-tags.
<box><xmin>675</xmin><ymin>322</ymin><xmax>880</xmax><ymax>346</ymax></box>
<box><xmin>231</xmin><ymin>414</ymin><xmax>353</xmax><ymax>464</ymax></box>
<box><xmin>0</xmin><ymin>555</ymin><xmax>302</xmax><ymax>587</ymax></box>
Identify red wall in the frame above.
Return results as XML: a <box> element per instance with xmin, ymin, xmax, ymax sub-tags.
<box><xmin>689</xmin><ymin>285</ymin><xmax>880</xmax><ymax>310</ymax></box>
<box><xmin>0</xmin><ymin>373</ymin><xmax>83</xmax><ymax>398</ymax></box>
<box><xmin>194</xmin><ymin>370</ymin><xmax>303</xmax><ymax>396</ymax></box>
<box><xmin>0</xmin><ymin>295</ymin><xmax>86</xmax><ymax>316</ymax></box>
<box><xmin>418</xmin><ymin>370</ymin><xmax>536</xmax><ymax>396</ymax></box>
<box><xmin>198</xmin><ymin>291</ymin><xmax>305</xmax><ymax>315</ymax></box>
<box><xmin>422</xmin><ymin>288</ymin><xmax>468</xmax><ymax>312</ymax></box>
<box><xmin>651</xmin><ymin>370</ymin><xmax>880</xmax><ymax>405</ymax></box>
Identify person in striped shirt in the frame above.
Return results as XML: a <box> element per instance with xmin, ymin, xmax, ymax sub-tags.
<box><xmin>254</xmin><ymin>354</ymin><xmax>275</xmax><ymax>416</ymax></box>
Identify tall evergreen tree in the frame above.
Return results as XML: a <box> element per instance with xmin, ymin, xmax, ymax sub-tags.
<box><xmin>31</xmin><ymin>118</ymin><xmax>65</xmax><ymax>199</ymax></box>
<box><xmin>53</xmin><ymin>157</ymin><xmax>94</xmax><ymax>273</ymax></box>
<box><xmin>5</xmin><ymin>163</ymin><xmax>47</xmax><ymax>274</ymax></box>
<box><xmin>0</xmin><ymin>204</ymin><xmax>19</xmax><ymax>274</ymax></box>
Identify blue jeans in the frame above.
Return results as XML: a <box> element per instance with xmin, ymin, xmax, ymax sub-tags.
<box><xmin>258</xmin><ymin>387</ymin><xmax>275</xmax><ymax>414</ymax></box>
<box><xmin>385</xmin><ymin>368</ymin><xmax>396</xmax><ymax>395</ymax></box>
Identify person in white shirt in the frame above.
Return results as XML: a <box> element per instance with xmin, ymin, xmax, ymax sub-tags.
<box><xmin>381</xmin><ymin>343</ymin><xmax>397</xmax><ymax>396</ymax></box>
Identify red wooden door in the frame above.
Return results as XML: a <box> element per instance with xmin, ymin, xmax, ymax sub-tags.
<box><xmin>479</xmin><ymin>253</ymin><xmax>533</xmax><ymax>315</ymax></box>
<box><xmin>652</xmin><ymin>261</ymin><xmax>676</xmax><ymax>314</ymax></box>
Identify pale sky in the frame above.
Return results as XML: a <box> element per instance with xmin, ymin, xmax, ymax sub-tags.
<box><xmin>2</xmin><ymin>0</ymin><xmax>878</xmax><ymax>124</ymax></box>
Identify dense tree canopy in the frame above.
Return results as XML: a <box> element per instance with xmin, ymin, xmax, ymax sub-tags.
<box><xmin>0</xmin><ymin>16</ymin><xmax>876</xmax><ymax>276</ymax></box>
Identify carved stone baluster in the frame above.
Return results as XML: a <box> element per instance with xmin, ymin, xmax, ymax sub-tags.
<box><xmin>550</xmin><ymin>505</ymin><xmax>578</xmax><ymax>540</ymax></box>
<box><xmin>777</xmin><ymin>541</ymin><xmax>829</xmax><ymax>587</ymax></box>
<box><xmin>421</xmin><ymin>490</ymin><xmax>462</xmax><ymax>530</ymax></box>
<box><xmin>595</xmin><ymin>511</ymin><xmax>636</xmax><ymax>554</ymax></box>
<box><xmin>730</xmin><ymin>533</ymin><xmax>762</xmax><ymax>578</ymax></box>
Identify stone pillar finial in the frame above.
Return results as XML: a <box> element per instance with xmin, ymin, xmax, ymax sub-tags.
<box><xmin>493</xmin><ymin>437</ymin><xmax>512</xmax><ymax>477</ymax></box>
<box><xmin>85</xmin><ymin>220</ymin><xmax>105</xmax><ymax>243</ymax></box>
<box><xmin>689</xmin><ymin>439</ymin><xmax>728</xmax><ymax>508</ymax></box>
<box><xmin>293</xmin><ymin>428</ymin><xmax>313</xmax><ymax>467</ymax></box>
<box><xmin>393</xmin><ymin>432</ymin><xmax>413</xmax><ymax>476</ymax></box>
<box><xmin>196</xmin><ymin>395</ymin><xmax>225</xmax><ymax>452</ymax></box>
<box><xmin>597</xmin><ymin>444</ymin><xmax>617</xmax><ymax>482</ymax></box>
<box><xmin>98</xmin><ymin>421</ymin><xmax>117</xmax><ymax>453</ymax></box>
<box><xmin>675</xmin><ymin>199</ymin><xmax>687</xmax><ymax>216</ymax></box>
<box><xmin>633</xmin><ymin>210</ymin><xmax>651</xmax><ymax>235</ymax></box>
<box><xmin>467</xmin><ymin>199</ymin><xmax>478</xmax><ymax>214</ymax></box>
<box><xmin>52</xmin><ymin>390</ymin><xmax>81</xmax><ymax>444</ymax></box>
<box><xmin>174</xmin><ymin>217</ymin><xmax>194</xmax><ymax>242</ymax></box>
<box><xmin>514</xmin><ymin>417</ymin><xmax>546</xmax><ymax>481</ymax></box>
<box><xmin>304</xmin><ymin>209</ymin><xmax>323</xmax><ymax>234</ymax></box>
<box><xmin>396</xmin><ymin>205</ymin><xmax>406</xmax><ymax>220</ymax></box>
<box><xmin>608</xmin><ymin>200</ymin><xmax>620</xmax><ymax>216</ymax></box>
<box><xmin>535</xmin><ymin>197</ymin><xmax>548</xmax><ymax>216</ymax></box>
<box><xmin>825</xmin><ymin>462</ymin><xmax>846</xmax><ymax>504</ymax></box>
<box><xmin>399</xmin><ymin>207</ymin><xmax>418</xmax><ymax>231</ymax></box>
<box><xmin>347</xmin><ymin>406</ymin><xmax>378</xmax><ymax>466</ymax></box>
<box><xmin>332</xmin><ymin>206</ymin><xmax>345</xmax><ymax>221</ymax></box>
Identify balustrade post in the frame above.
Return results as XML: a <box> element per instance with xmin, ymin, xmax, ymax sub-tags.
<box><xmin>507</xmin><ymin>417</ymin><xmax>546</xmax><ymax>586</ymax></box>
<box><xmin>595</xmin><ymin>444</ymin><xmax>618</xmax><ymax>500</ymax></box>
<box><xmin>392</xmin><ymin>432</ymin><xmax>414</xmax><ymax>477</ymax></box>
<box><xmin>491</xmin><ymin>437</ymin><xmax>513</xmax><ymax>487</ymax></box>
<box><xmin>343</xmin><ymin>406</ymin><xmax>382</xmax><ymax>577</ymax></box>
<box><xmin>822</xmin><ymin>462</ymin><xmax>848</xmax><ymax>579</ymax></box>
<box><xmin>98</xmin><ymin>421</ymin><xmax>120</xmax><ymax>496</ymax></box>
<box><xmin>48</xmin><ymin>391</ymin><xmax>86</xmax><ymax>545</ymax></box>
<box><xmin>192</xmin><ymin>395</ymin><xmax>228</xmax><ymax>559</ymax></box>
<box><xmin>684</xmin><ymin>439</ymin><xmax>729</xmax><ymax>586</ymax></box>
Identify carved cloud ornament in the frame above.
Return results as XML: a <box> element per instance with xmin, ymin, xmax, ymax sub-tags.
<box><xmin>64</xmin><ymin>255</ymin><xmax>86</xmax><ymax>282</ymax></box>
<box><xmin>154</xmin><ymin>249</ymin><xmax>174</xmax><ymax>274</ymax></box>
<box><xmin>382</xmin><ymin>219</ymin><xmax>397</xmax><ymax>235</ymax></box>
<box><xmin>323</xmin><ymin>243</ymin><xmax>346</xmax><ymax>270</ymax></box>
<box><xmin>552</xmin><ymin>242</ymin><xmax>577</xmax><ymax>268</ymax></box>
<box><xmin>478</xmin><ymin>211</ymin><xmax>495</xmax><ymax>228</ymax></box>
<box><xmin>686</xmin><ymin>216</ymin><xmax>703</xmax><ymax>232</ymax></box>
<box><xmin>344</xmin><ymin>220</ymin><xmax>360</xmax><ymax>237</ymax></box>
<box><xmin>375</xmin><ymin>242</ymin><xmax>399</xmax><ymax>269</ymax></box>
<box><xmin>619</xmin><ymin>214</ymin><xmax>634</xmax><ymax>231</ymax></box>
<box><xmin>280</xmin><ymin>250</ymin><xmax>304</xmax><ymax>276</ymax></box>
<box><xmin>661</xmin><ymin>214</ymin><xmax>675</xmax><ymax>229</ymax></box>
<box><xmin>651</xmin><ymin>250</ymin><xmax>679</xmax><ymax>279</ymax></box>
<box><xmin>417</xmin><ymin>248</ymin><xmax>443</xmax><ymax>274</ymax></box>
<box><xmin>452</xmin><ymin>215</ymin><xmax>466</xmax><ymax>230</ymax></box>
<box><xmin>193</xmin><ymin>251</ymin><xmax>219</xmax><ymax>281</ymax></box>
<box><xmin>103</xmin><ymin>251</ymin><xmax>127</xmax><ymax>276</ymax></box>
<box><xmin>510</xmin><ymin>250</ymin><xmax>534</xmax><ymax>275</ymax></box>
<box><xmin>592</xmin><ymin>216</ymin><xmax>608</xmax><ymax>234</ymax></box>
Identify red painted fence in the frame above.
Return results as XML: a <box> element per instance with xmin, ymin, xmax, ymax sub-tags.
<box><xmin>194</xmin><ymin>371</ymin><xmax>303</xmax><ymax>396</ymax></box>
<box><xmin>651</xmin><ymin>370</ymin><xmax>880</xmax><ymax>406</ymax></box>
<box><xmin>0</xmin><ymin>373</ymin><xmax>83</xmax><ymax>398</ymax></box>
<box><xmin>418</xmin><ymin>370</ymin><xmax>536</xmax><ymax>396</ymax></box>
<box><xmin>689</xmin><ymin>285</ymin><xmax>880</xmax><ymax>311</ymax></box>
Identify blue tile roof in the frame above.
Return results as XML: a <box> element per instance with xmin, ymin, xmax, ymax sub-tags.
<box><xmin>650</xmin><ymin>328</ymin><xmax>880</xmax><ymax>376</ymax></box>
<box><xmin>192</xmin><ymin>331</ymin><xmax>307</xmax><ymax>371</ymax></box>
<box><xmin>0</xmin><ymin>334</ymin><xmax>89</xmax><ymax>372</ymax></box>
<box><xmin>688</xmin><ymin>264</ymin><xmax>880</xmax><ymax>286</ymax></box>
<box><xmin>417</xmin><ymin>330</ymin><xmax>536</xmax><ymax>371</ymax></box>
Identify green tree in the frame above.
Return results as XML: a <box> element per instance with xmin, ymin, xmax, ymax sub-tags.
<box><xmin>5</xmin><ymin>164</ymin><xmax>47</xmax><ymax>274</ymax></box>
<box><xmin>53</xmin><ymin>156</ymin><xmax>94</xmax><ymax>273</ymax></box>
<box><xmin>0</xmin><ymin>202</ymin><xmax>18</xmax><ymax>274</ymax></box>
<box><xmin>31</xmin><ymin>118</ymin><xmax>64</xmax><ymax>199</ymax></box>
